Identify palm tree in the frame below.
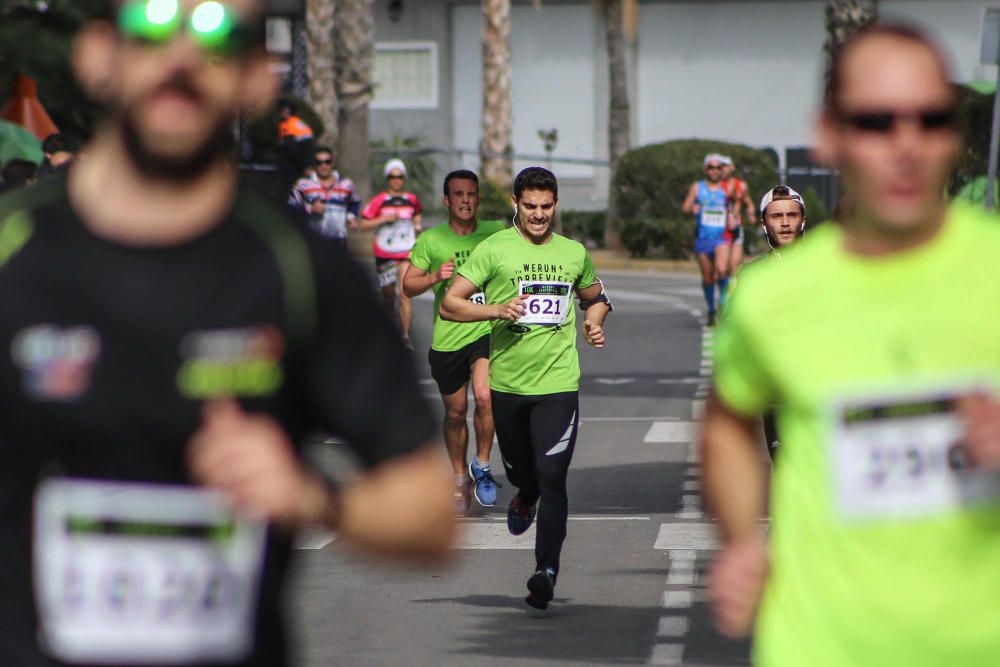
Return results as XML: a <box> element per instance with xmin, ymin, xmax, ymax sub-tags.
<box><xmin>334</xmin><ymin>0</ymin><xmax>376</xmax><ymax>201</ymax></box>
<box><xmin>305</xmin><ymin>0</ymin><xmax>338</xmax><ymax>146</ymax></box>
<box><xmin>481</xmin><ymin>0</ymin><xmax>513</xmax><ymax>188</ymax></box>
<box><xmin>598</xmin><ymin>0</ymin><xmax>635</xmax><ymax>250</ymax></box>
<box><xmin>824</xmin><ymin>0</ymin><xmax>878</xmax><ymax>90</ymax></box>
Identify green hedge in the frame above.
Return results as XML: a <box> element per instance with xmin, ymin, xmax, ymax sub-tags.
<box><xmin>561</xmin><ymin>210</ymin><xmax>606</xmax><ymax>247</ymax></box>
<box><xmin>612</xmin><ymin>139</ymin><xmax>780</xmax><ymax>257</ymax></box>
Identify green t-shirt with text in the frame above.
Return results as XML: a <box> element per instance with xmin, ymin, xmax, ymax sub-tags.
<box><xmin>457</xmin><ymin>227</ymin><xmax>597</xmax><ymax>395</ymax></box>
<box><xmin>714</xmin><ymin>202</ymin><xmax>1000</xmax><ymax>667</ymax></box>
<box><xmin>408</xmin><ymin>219</ymin><xmax>507</xmax><ymax>352</ymax></box>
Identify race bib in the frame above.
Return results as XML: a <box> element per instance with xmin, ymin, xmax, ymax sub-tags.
<box><xmin>518</xmin><ymin>281</ymin><xmax>571</xmax><ymax>326</ymax></box>
<box><xmin>376</xmin><ymin>220</ymin><xmax>416</xmax><ymax>254</ymax></box>
<box><xmin>701</xmin><ymin>208</ymin><xmax>727</xmax><ymax>229</ymax></box>
<box><xmin>469</xmin><ymin>291</ymin><xmax>486</xmax><ymax>305</ymax></box>
<box><xmin>34</xmin><ymin>479</ymin><xmax>267</xmax><ymax>665</ymax></box>
<box><xmin>830</xmin><ymin>387</ymin><xmax>1000</xmax><ymax>521</ymax></box>
<box><xmin>318</xmin><ymin>205</ymin><xmax>347</xmax><ymax>238</ymax></box>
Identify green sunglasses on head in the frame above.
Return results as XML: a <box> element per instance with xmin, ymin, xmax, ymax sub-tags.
<box><xmin>117</xmin><ymin>0</ymin><xmax>265</xmax><ymax>57</ymax></box>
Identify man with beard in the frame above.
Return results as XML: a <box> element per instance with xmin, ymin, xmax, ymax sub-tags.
<box><xmin>440</xmin><ymin>167</ymin><xmax>611</xmax><ymax>610</ymax></box>
<box><xmin>403</xmin><ymin>170</ymin><xmax>505</xmax><ymax>513</ymax></box>
<box><xmin>0</xmin><ymin>1</ymin><xmax>455</xmax><ymax>665</ymax></box>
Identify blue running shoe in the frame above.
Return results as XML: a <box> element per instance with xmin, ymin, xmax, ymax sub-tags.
<box><xmin>526</xmin><ymin>568</ymin><xmax>556</xmax><ymax>610</ymax></box>
<box><xmin>468</xmin><ymin>458</ymin><xmax>500</xmax><ymax>507</ymax></box>
<box><xmin>507</xmin><ymin>494</ymin><xmax>536</xmax><ymax>535</ymax></box>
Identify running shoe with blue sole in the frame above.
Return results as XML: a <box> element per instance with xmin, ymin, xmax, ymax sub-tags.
<box><xmin>526</xmin><ymin>568</ymin><xmax>556</xmax><ymax>610</ymax></box>
<box><xmin>507</xmin><ymin>494</ymin><xmax>536</xmax><ymax>535</ymax></box>
<box><xmin>468</xmin><ymin>458</ymin><xmax>499</xmax><ymax>507</ymax></box>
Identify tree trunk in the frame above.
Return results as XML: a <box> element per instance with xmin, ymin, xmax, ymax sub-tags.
<box><xmin>305</xmin><ymin>0</ymin><xmax>338</xmax><ymax>147</ymax></box>
<box><xmin>334</xmin><ymin>0</ymin><xmax>375</xmax><ymax>202</ymax></box>
<box><xmin>824</xmin><ymin>0</ymin><xmax>878</xmax><ymax>96</ymax></box>
<box><xmin>602</xmin><ymin>0</ymin><xmax>631</xmax><ymax>251</ymax></box>
<box><xmin>481</xmin><ymin>0</ymin><xmax>513</xmax><ymax>189</ymax></box>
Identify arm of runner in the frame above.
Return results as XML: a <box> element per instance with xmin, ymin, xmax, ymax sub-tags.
<box><xmin>353</xmin><ymin>210</ymin><xmax>395</xmax><ymax>231</ymax></box>
<box><xmin>700</xmin><ymin>391</ymin><xmax>769</xmax><ymax>638</ymax></box>
<box><xmin>576</xmin><ymin>281</ymin><xmax>610</xmax><ymax>348</ymax></box>
<box><xmin>440</xmin><ymin>275</ymin><xmax>527</xmax><ymax>323</ymax></box>
<box><xmin>413</xmin><ymin>213</ymin><xmax>423</xmax><ymax>233</ymax></box>
<box><xmin>742</xmin><ymin>191</ymin><xmax>756</xmax><ymax>225</ymax></box>
<box><xmin>959</xmin><ymin>393</ymin><xmax>1000</xmax><ymax>470</ymax></box>
<box><xmin>681</xmin><ymin>182</ymin><xmax>700</xmax><ymax>215</ymax></box>
<box><xmin>187</xmin><ymin>400</ymin><xmax>454</xmax><ymax>561</ymax></box>
<box><xmin>402</xmin><ymin>259</ymin><xmax>454</xmax><ymax>298</ymax></box>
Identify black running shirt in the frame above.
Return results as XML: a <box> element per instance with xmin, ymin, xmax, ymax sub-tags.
<box><xmin>0</xmin><ymin>177</ymin><xmax>435</xmax><ymax>667</ymax></box>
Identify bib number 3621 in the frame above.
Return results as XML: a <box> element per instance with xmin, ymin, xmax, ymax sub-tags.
<box><xmin>518</xmin><ymin>281</ymin><xmax>571</xmax><ymax>326</ymax></box>
<box><xmin>34</xmin><ymin>479</ymin><xmax>267</xmax><ymax>665</ymax></box>
<box><xmin>831</xmin><ymin>388</ymin><xmax>1000</xmax><ymax>521</ymax></box>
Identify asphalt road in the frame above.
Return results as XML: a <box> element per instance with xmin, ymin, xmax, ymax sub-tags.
<box><xmin>287</xmin><ymin>270</ymin><xmax>753</xmax><ymax>667</ymax></box>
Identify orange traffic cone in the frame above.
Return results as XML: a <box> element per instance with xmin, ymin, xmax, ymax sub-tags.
<box><xmin>0</xmin><ymin>76</ymin><xmax>59</xmax><ymax>141</ymax></box>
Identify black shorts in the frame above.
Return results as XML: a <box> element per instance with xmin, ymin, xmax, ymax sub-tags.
<box><xmin>428</xmin><ymin>334</ymin><xmax>490</xmax><ymax>396</ymax></box>
<box><xmin>375</xmin><ymin>257</ymin><xmax>405</xmax><ymax>288</ymax></box>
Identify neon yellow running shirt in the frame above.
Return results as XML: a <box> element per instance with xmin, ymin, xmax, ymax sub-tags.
<box><xmin>408</xmin><ymin>220</ymin><xmax>506</xmax><ymax>352</ymax></box>
<box><xmin>714</xmin><ymin>202</ymin><xmax>1000</xmax><ymax>667</ymax></box>
<box><xmin>457</xmin><ymin>227</ymin><xmax>597</xmax><ymax>395</ymax></box>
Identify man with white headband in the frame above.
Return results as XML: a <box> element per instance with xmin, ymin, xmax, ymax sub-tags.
<box><xmin>682</xmin><ymin>153</ymin><xmax>731</xmax><ymax>325</ymax></box>
<box><xmin>758</xmin><ymin>185</ymin><xmax>806</xmax><ymax>253</ymax></box>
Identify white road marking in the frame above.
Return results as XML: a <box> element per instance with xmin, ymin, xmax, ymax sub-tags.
<box><xmin>662</xmin><ymin>590</ymin><xmax>693</xmax><ymax>608</ymax></box>
<box><xmin>657</xmin><ymin>616</ymin><xmax>689</xmax><ymax>638</ymax></box>
<box><xmin>649</xmin><ymin>643</ymin><xmax>684</xmax><ymax>665</ymax></box>
<box><xmin>457</xmin><ymin>523</ymin><xmax>535</xmax><ymax>549</ymax></box>
<box><xmin>644</xmin><ymin>421</ymin><xmax>695</xmax><ymax>443</ymax></box>
<box><xmin>654</xmin><ymin>523</ymin><xmax>719</xmax><ymax>550</ymax></box>
<box><xmin>295</xmin><ymin>530</ymin><xmax>336</xmax><ymax>550</ymax></box>
<box><xmin>594</xmin><ymin>377</ymin><xmax>636</xmax><ymax>385</ymax></box>
<box><xmin>418</xmin><ymin>379</ymin><xmax>435</xmax><ymax>385</ymax></box>
<box><xmin>682</xmin><ymin>480</ymin><xmax>700</xmax><ymax>492</ymax></box>
<box><xmin>692</xmin><ymin>400</ymin><xmax>706</xmax><ymax>420</ymax></box>
<box><xmin>580</xmin><ymin>416</ymin><xmax>682</xmax><ymax>422</ymax></box>
<box><xmin>666</xmin><ymin>568</ymin><xmax>696</xmax><ymax>586</ymax></box>
<box><xmin>655</xmin><ymin>377</ymin><xmax>703</xmax><ymax>385</ymax></box>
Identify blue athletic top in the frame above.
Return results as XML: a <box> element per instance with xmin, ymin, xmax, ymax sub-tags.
<box><xmin>695</xmin><ymin>181</ymin><xmax>730</xmax><ymax>241</ymax></box>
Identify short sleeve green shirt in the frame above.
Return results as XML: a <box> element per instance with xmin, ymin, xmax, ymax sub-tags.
<box><xmin>457</xmin><ymin>227</ymin><xmax>597</xmax><ymax>395</ymax></box>
<box><xmin>715</xmin><ymin>203</ymin><xmax>1000</xmax><ymax>667</ymax></box>
<box><xmin>408</xmin><ymin>220</ymin><xmax>506</xmax><ymax>352</ymax></box>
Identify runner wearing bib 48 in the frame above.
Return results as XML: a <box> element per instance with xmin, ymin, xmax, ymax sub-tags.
<box><xmin>702</xmin><ymin>24</ymin><xmax>1000</xmax><ymax>667</ymax></box>
<box><xmin>441</xmin><ymin>167</ymin><xmax>612</xmax><ymax>612</ymax></box>
<box><xmin>403</xmin><ymin>170</ymin><xmax>507</xmax><ymax>513</ymax></box>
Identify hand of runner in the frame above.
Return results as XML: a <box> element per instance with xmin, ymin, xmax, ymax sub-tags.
<box><xmin>436</xmin><ymin>257</ymin><xmax>456</xmax><ymax>283</ymax></box>
<box><xmin>958</xmin><ymin>393</ymin><xmax>1000</xmax><ymax>470</ymax></box>
<box><xmin>708</xmin><ymin>535</ymin><xmax>769</xmax><ymax>638</ymax></box>
<box><xmin>692</xmin><ymin>204</ymin><xmax>701</xmax><ymax>215</ymax></box>
<box><xmin>187</xmin><ymin>399</ymin><xmax>330</xmax><ymax>526</ymax></box>
<box><xmin>583</xmin><ymin>320</ymin><xmax>605</xmax><ymax>348</ymax></box>
<box><xmin>495</xmin><ymin>294</ymin><xmax>529</xmax><ymax>321</ymax></box>
<box><xmin>311</xmin><ymin>201</ymin><xmax>326</xmax><ymax>214</ymax></box>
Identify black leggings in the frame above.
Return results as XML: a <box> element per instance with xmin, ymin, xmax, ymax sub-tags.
<box><xmin>763</xmin><ymin>410</ymin><xmax>779</xmax><ymax>463</ymax></box>
<box><xmin>491</xmin><ymin>390</ymin><xmax>579</xmax><ymax>575</ymax></box>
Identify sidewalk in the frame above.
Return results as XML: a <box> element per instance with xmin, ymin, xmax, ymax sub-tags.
<box><xmin>589</xmin><ymin>249</ymin><xmax>701</xmax><ymax>275</ymax></box>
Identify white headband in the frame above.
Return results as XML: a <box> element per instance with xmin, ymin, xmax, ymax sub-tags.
<box><xmin>759</xmin><ymin>186</ymin><xmax>805</xmax><ymax>215</ymax></box>
<box><xmin>383</xmin><ymin>158</ymin><xmax>407</xmax><ymax>178</ymax></box>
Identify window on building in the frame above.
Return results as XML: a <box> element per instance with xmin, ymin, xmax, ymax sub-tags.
<box><xmin>373</xmin><ymin>42</ymin><xmax>439</xmax><ymax>110</ymax></box>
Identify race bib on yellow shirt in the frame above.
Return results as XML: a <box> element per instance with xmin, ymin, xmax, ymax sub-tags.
<box><xmin>701</xmin><ymin>208</ymin><xmax>727</xmax><ymax>228</ymax></box>
<box><xmin>830</xmin><ymin>386</ymin><xmax>1000</xmax><ymax>521</ymax></box>
<box><xmin>34</xmin><ymin>479</ymin><xmax>266</xmax><ymax>665</ymax></box>
<box><xmin>518</xmin><ymin>281</ymin><xmax>571</xmax><ymax>326</ymax></box>
<box><xmin>469</xmin><ymin>291</ymin><xmax>486</xmax><ymax>305</ymax></box>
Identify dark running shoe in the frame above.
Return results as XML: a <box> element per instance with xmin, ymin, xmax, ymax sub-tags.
<box><xmin>525</xmin><ymin>568</ymin><xmax>557</xmax><ymax>610</ymax></box>
<box><xmin>507</xmin><ymin>494</ymin><xmax>536</xmax><ymax>535</ymax></box>
<box><xmin>707</xmin><ymin>311</ymin><xmax>717</xmax><ymax>327</ymax></box>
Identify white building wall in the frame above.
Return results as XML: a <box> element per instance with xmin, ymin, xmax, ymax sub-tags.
<box><xmin>636</xmin><ymin>0</ymin><xmax>994</xmax><ymax>166</ymax></box>
<box><xmin>451</xmin><ymin>5</ymin><xmax>597</xmax><ymax>180</ymax></box>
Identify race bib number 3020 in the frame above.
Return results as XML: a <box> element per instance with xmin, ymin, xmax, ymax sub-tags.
<box><xmin>518</xmin><ymin>281</ymin><xmax>571</xmax><ymax>326</ymax></box>
<box><xmin>34</xmin><ymin>479</ymin><xmax>267</xmax><ymax>665</ymax></box>
<box><xmin>830</xmin><ymin>387</ymin><xmax>1000</xmax><ymax>521</ymax></box>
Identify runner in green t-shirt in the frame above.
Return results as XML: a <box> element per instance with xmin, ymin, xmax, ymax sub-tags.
<box><xmin>403</xmin><ymin>170</ymin><xmax>506</xmax><ymax>513</ymax></box>
<box><xmin>702</xmin><ymin>24</ymin><xmax>1000</xmax><ymax>666</ymax></box>
<box><xmin>441</xmin><ymin>167</ymin><xmax>612</xmax><ymax>611</ymax></box>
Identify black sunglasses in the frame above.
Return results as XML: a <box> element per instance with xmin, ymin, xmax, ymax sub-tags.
<box><xmin>387</xmin><ymin>174</ymin><xmax>405</xmax><ymax>180</ymax></box>
<box><xmin>839</xmin><ymin>108</ymin><xmax>957</xmax><ymax>133</ymax></box>
<box><xmin>705</xmin><ymin>164</ymin><xmax>723</xmax><ymax>170</ymax></box>
<box><xmin>315</xmin><ymin>159</ymin><xmax>334</xmax><ymax>165</ymax></box>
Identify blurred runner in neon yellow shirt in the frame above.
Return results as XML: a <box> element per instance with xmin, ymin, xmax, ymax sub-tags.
<box><xmin>702</xmin><ymin>23</ymin><xmax>1000</xmax><ymax>667</ymax></box>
